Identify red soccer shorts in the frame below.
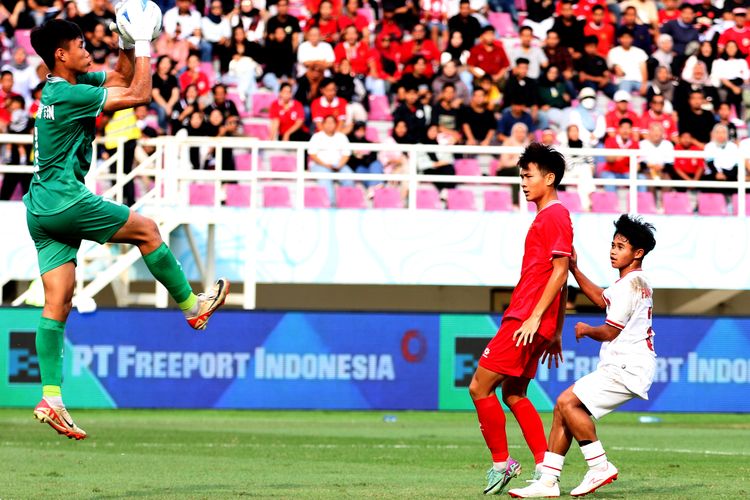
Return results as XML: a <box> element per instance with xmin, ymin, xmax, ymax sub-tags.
<box><xmin>478</xmin><ymin>319</ymin><xmax>550</xmax><ymax>379</ymax></box>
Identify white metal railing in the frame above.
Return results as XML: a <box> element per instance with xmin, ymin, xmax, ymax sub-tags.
<box><xmin>2</xmin><ymin>133</ymin><xmax>749</xmax><ymax>309</ymax></box>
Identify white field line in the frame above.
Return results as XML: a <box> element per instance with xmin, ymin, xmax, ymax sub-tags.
<box><xmin>110</xmin><ymin>442</ymin><xmax>750</xmax><ymax>457</ymax></box>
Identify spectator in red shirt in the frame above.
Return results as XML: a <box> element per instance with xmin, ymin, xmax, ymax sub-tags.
<box><xmin>658</xmin><ymin>0</ymin><xmax>680</xmax><ymax>24</ymax></box>
<box><xmin>269</xmin><ymin>82</ymin><xmax>310</xmax><ymax>141</ymax></box>
<box><xmin>376</xmin><ymin>8</ymin><xmax>404</xmax><ymax>42</ymax></box>
<box><xmin>718</xmin><ymin>8</ymin><xmax>750</xmax><ymax>56</ymax></box>
<box><xmin>673</xmin><ymin>131</ymin><xmax>705</xmax><ymax>184</ymax></box>
<box><xmin>606</xmin><ymin>90</ymin><xmax>642</xmax><ymax>139</ymax></box>
<box><xmin>338</xmin><ymin>0</ymin><xmax>371</xmax><ymax>41</ymax></box>
<box><xmin>602</xmin><ymin>118</ymin><xmax>640</xmax><ymax>190</ymax></box>
<box><xmin>583</xmin><ymin>5</ymin><xmax>614</xmax><ymax>57</ymax></box>
<box><xmin>335</xmin><ymin>26</ymin><xmax>372</xmax><ymax>76</ymax></box>
<box><xmin>400</xmin><ymin>23</ymin><xmax>441</xmax><ymax>79</ymax></box>
<box><xmin>556</xmin><ymin>0</ymin><xmax>608</xmax><ymax>22</ymax></box>
<box><xmin>306</xmin><ymin>0</ymin><xmax>342</xmax><ymax>16</ymax></box>
<box><xmin>311</xmin><ymin>78</ymin><xmax>350</xmax><ymax>133</ymax></box>
<box><xmin>640</xmin><ymin>94</ymin><xmax>678</xmax><ymax>142</ymax></box>
<box><xmin>467</xmin><ymin>25</ymin><xmax>510</xmax><ymax>84</ymax></box>
<box><xmin>306</xmin><ymin>0</ymin><xmax>340</xmax><ymax>44</ymax></box>
<box><xmin>178</xmin><ymin>52</ymin><xmax>211</xmax><ymax>96</ymax></box>
<box><xmin>371</xmin><ymin>34</ymin><xmax>403</xmax><ymax>86</ymax></box>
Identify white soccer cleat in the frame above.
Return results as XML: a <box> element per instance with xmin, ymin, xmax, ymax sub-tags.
<box><xmin>33</xmin><ymin>398</ymin><xmax>87</xmax><ymax>440</ymax></box>
<box><xmin>570</xmin><ymin>462</ymin><xmax>618</xmax><ymax>497</ymax></box>
<box><xmin>508</xmin><ymin>479</ymin><xmax>561</xmax><ymax>498</ymax></box>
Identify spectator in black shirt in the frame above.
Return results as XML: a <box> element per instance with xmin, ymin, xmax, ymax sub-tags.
<box><xmin>431</xmin><ymin>82</ymin><xmax>463</xmax><ymax>144</ymax></box>
<box><xmin>266</xmin><ymin>0</ymin><xmax>301</xmax><ymax>50</ymax></box>
<box><xmin>577</xmin><ymin>36</ymin><xmax>617</xmax><ymax>98</ymax></box>
<box><xmin>503</xmin><ymin>58</ymin><xmax>539</xmax><ymax>111</ymax></box>
<box><xmin>86</xmin><ymin>23</ymin><xmax>113</xmax><ymax>66</ymax></box>
<box><xmin>396</xmin><ymin>56</ymin><xmax>432</xmax><ymax>102</ymax></box>
<box><xmin>618</xmin><ymin>6</ymin><xmax>653</xmax><ymax>54</ymax></box>
<box><xmin>263</xmin><ymin>26</ymin><xmax>297</xmax><ymax>94</ymax></box>
<box><xmin>151</xmin><ymin>55</ymin><xmax>180</xmax><ymax>132</ymax></box>
<box><xmin>448</xmin><ymin>0</ymin><xmax>481</xmax><ymax>52</ymax></box>
<box><xmin>459</xmin><ymin>87</ymin><xmax>496</xmax><ymax>146</ymax></box>
<box><xmin>393</xmin><ymin>85</ymin><xmax>428</xmax><ymax>143</ymax></box>
<box><xmin>678</xmin><ymin>90</ymin><xmax>718</xmax><ymax>148</ymax></box>
<box><xmin>551</xmin><ymin>0</ymin><xmax>585</xmax><ymax>57</ymax></box>
<box><xmin>80</xmin><ymin>0</ymin><xmax>116</xmax><ymax>44</ymax></box>
<box><xmin>206</xmin><ymin>84</ymin><xmax>239</xmax><ymax>120</ymax></box>
<box><xmin>524</xmin><ymin>0</ymin><xmax>556</xmax><ymax>40</ymax></box>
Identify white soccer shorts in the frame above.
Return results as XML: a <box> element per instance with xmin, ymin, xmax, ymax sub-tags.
<box><xmin>572</xmin><ymin>368</ymin><xmax>637</xmax><ymax>420</ymax></box>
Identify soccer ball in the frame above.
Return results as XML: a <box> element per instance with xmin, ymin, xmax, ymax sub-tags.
<box><xmin>116</xmin><ymin>0</ymin><xmax>163</xmax><ymax>44</ymax></box>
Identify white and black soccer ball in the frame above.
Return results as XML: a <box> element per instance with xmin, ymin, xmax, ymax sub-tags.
<box><xmin>116</xmin><ymin>0</ymin><xmax>163</xmax><ymax>43</ymax></box>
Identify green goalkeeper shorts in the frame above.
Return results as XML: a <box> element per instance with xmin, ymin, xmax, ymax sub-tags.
<box><xmin>26</xmin><ymin>192</ymin><xmax>131</xmax><ymax>275</ymax></box>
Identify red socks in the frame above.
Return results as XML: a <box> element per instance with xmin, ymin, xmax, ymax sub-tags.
<box><xmin>510</xmin><ymin>398</ymin><xmax>548</xmax><ymax>465</ymax></box>
<box><xmin>473</xmin><ymin>394</ymin><xmax>509</xmax><ymax>462</ymax></box>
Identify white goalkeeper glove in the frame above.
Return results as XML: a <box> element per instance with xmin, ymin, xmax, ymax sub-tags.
<box><xmin>110</xmin><ymin>2</ymin><xmax>134</xmax><ymax>50</ymax></box>
<box><xmin>112</xmin><ymin>0</ymin><xmax>163</xmax><ymax>57</ymax></box>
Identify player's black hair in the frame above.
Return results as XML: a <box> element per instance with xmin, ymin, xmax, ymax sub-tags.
<box><xmin>30</xmin><ymin>19</ymin><xmax>83</xmax><ymax>71</ymax></box>
<box><xmin>613</xmin><ymin>214</ymin><xmax>656</xmax><ymax>256</ymax></box>
<box><xmin>517</xmin><ymin>142</ymin><xmax>566</xmax><ymax>188</ymax></box>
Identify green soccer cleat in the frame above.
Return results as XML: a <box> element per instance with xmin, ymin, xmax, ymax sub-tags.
<box><xmin>483</xmin><ymin>457</ymin><xmax>522</xmax><ymax>495</ymax></box>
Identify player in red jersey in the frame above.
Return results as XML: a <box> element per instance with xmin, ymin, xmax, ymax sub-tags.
<box><xmin>469</xmin><ymin>143</ymin><xmax>572</xmax><ymax>495</ymax></box>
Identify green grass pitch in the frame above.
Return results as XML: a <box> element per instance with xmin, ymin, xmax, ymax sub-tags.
<box><xmin>0</xmin><ymin>410</ymin><xmax>747</xmax><ymax>499</ymax></box>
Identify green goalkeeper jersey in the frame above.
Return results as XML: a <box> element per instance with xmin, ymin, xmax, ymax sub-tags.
<box><xmin>23</xmin><ymin>71</ymin><xmax>108</xmax><ymax>215</ymax></box>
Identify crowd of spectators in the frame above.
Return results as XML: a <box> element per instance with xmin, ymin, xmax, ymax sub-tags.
<box><xmin>2</xmin><ymin>0</ymin><xmax>750</xmax><ymax>205</ymax></box>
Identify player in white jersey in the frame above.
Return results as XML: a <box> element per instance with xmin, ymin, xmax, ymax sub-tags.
<box><xmin>509</xmin><ymin>214</ymin><xmax>657</xmax><ymax>498</ymax></box>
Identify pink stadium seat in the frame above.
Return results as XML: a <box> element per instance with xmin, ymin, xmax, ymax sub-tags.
<box><xmin>226</xmin><ymin>92</ymin><xmax>248</xmax><ymax>116</ymax></box>
<box><xmin>251</xmin><ymin>93</ymin><xmax>277</xmax><ymax>118</ymax></box>
<box><xmin>489</xmin><ymin>159</ymin><xmax>501</xmax><ymax>176</ymax></box>
<box><xmin>304</xmin><ymin>185</ymin><xmax>331</xmax><ymax>208</ymax></box>
<box><xmin>515</xmin><ymin>0</ymin><xmax>527</xmax><ymax>10</ymax></box>
<box><xmin>225</xmin><ymin>184</ymin><xmax>251</xmax><ymax>207</ymax></box>
<box><xmin>245</xmin><ymin>123</ymin><xmax>271</xmax><ymax>140</ymax></box>
<box><xmin>270</xmin><ymin>155</ymin><xmax>297</xmax><ymax>172</ymax></box>
<box><xmin>336</xmin><ymin>186</ymin><xmax>367</xmax><ymax>208</ymax></box>
<box><xmin>373</xmin><ymin>187</ymin><xmax>403</xmax><ymax>208</ymax></box>
<box><xmin>697</xmin><ymin>193</ymin><xmax>729</xmax><ymax>216</ymax></box>
<box><xmin>14</xmin><ymin>30</ymin><xmax>34</xmax><ymax>55</ymax></box>
<box><xmin>199</xmin><ymin>62</ymin><xmax>215</xmax><ymax>87</ymax></box>
<box><xmin>264</xmin><ymin>185</ymin><xmax>293</xmax><ymax>208</ymax></box>
<box><xmin>454</xmin><ymin>158</ymin><xmax>482</xmax><ymax>177</ymax></box>
<box><xmin>634</xmin><ymin>192</ymin><xmax>658</xmax><ymax>214</ymax></box>
<box><xmin>662</xmin><ymin>192</ymin><xmax>693</xmax><ymax>215</ymax></box>
<box><xmin>558</xmin><ymin>190</ymin><xmax>584</xmax><ymax>213</ymax></box>
<box><xmin>365</xmin><ymin>127</ymin><xmax>380</xmax><ymax>142</ymax></box>
<box><xmin>483</xmin><ymin>190</ymin><xmax>513</xmax><ymax>212</ymax></box>
<box><xmin>234</xmin><ymin>153</ymin><xmax>254</xmax><ymax>171</ymax></box>
<box><xmin>189</xmin><ymin>183</ymin><xmax>215</xmax><ymax>206</ymax></box>
<box><xmin>416</xmin><ymin>188</ymin><xmax>442</xmax><ymax>210</ymax></box>
<box><xmin>590</xmin><ymin>191</ymin><xmax>620</xmax><ymax>213</ymax></box>
<box><xmin>730</xmin><ymin>194</ymin><xmax>750</xmax><ymax>215</ymax></box>
<box><xmin>357</xmin><ymin>7</ymin><xmax>374</xmax><ymax>24</ymax></box>
<box><xmin>446</xmin><ymin>189</ymin><xmax>476</xmax><ymax>210</ymax></box>
<box><xmin>368</xmin><ymin>95</ymin><xmax>392</xmax><ymax>120</ymax></box>
<box><xmin>488</xmin><ymin>12</ymin><xmax>516</xmax><ymax>37</ymax></box>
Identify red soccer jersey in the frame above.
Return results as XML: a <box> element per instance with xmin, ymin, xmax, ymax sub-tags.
<box><xmin>556</xmin><ymin>0</ymin><xmax>608</xmax><ymax>21</ymax></box>
<box><xmin>270</xmin><ymin>99</ymin><xmax>307</xmax><ymax>136</ymax></box>
<box><xmin>338</xmin><ymin>12</ymin><xmax>370</xmax><ymax>33</ymax></box>
<box><xmin>400</xmin><ymin>39</ymin><xmax>441</xmax><ymax>78</ymax></box>
<box><xmin>311</xmin><ymin>96</ymin><xmax>348</xmax><ymax>124</ymax></box>
<box><xmin>718</xmin><ymin>26</ymin><xmax>750</xmax><ymax>55</ymax></box>
<box><xmin>658</xmin><ymin>9</ymin><xmax>679</xmax><ymax>24</ymax></box>
<box><xmin>606</xmin><ymin>109</ymin><xmax>642</xmax><ymax>137</ymax></box>
<box><xmin>584</xmin><ymin>21</ymin><xmax>615</xmax><ymax>57</ymax></box>
<box><xmin>178</xmin><ymin>70</ymin><xmax>210</xmax><ymax>96</ymax></box>
<box><xmin>467</xmin><ymin>42</ymin><xmax>510</xmax><ymax>77</ymax></box>
<box><xmin>503</xmin><ymin>202</ymin><xmax>573</xmax><ymax>339</ymax></box>
<box><xmin>673</xmin><ymin>144</ymin><xmax>705</xmax><ymax>175</ymax></box>
<box><xmin>640</xmin><ymin>110</ymin><xmax>678</xmax><ymax>141</ymax></box>
<box><xmin>604</xmin><ymin>135</ymin><xmax>639</xmax><ymax>173</ymax></box>
<box><xmin>306</xmin><ymin>0</ymin><xmax>341</xmax><ymax>16</ymax></box>
<box><xmin>334</xmin><ymin>41</ymin><xmax>373</xmax><ymax>76</ymax></box>
<box><xmin>308</xmin><ymin>17</ymin><xmax>339</xmax><ymax>43</ymax></box>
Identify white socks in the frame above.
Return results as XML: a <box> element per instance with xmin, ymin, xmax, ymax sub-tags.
<box><xmin>540</xmin><ymin>451</ymin><xmax>565</xmax><ymax>486</ymax></box>
<box><xmin>44</xmin><ymin>395</ymin><xmax>64</xmax><ymax>408</ymax></box>
<box><xmin>580</xmin><ymin>441</ymin><xmax>608</xmax><ymax>471</ymax></box>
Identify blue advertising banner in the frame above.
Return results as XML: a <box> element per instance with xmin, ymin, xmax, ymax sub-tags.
<box><xmin>1</xmin><ymin>309</ymin><xmax>748</xmax><ymax>412</ymax></box>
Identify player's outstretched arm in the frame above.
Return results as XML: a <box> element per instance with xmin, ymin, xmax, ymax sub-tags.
<box><xmin>103</xmin><ymin>55</ymin><xmax>151</xmax><ymax>112</ymax></box>
<box><xmin>574</xmin><ymin>322</ymin><xmax>620</xmax><ymax>343</ymax></box>
<box><xmin>569</xmin><ymin>247</ymin><xmax>606</xmax><ymax>309</ymax></box>
<box><xmin>104</xmin><ymin>47</ymin><xmax>135</xmax><ymax>89</ymax></box>
<box><xmin>513</xmin><ymin>255</ymin><xmax>570</xmax><ymax>347</ymax></box>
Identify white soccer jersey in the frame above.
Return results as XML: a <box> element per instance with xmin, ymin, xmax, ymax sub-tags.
<box><xmin>598</xmin><ymin>270</ymin><xmax>656</xmax><ymax>398</ymax></box>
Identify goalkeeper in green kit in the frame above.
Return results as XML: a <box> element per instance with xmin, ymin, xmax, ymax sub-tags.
<box><xmin>26</xmin><ymin>1</ymin><xmax>228</xmax><ymax>440</ymax></box>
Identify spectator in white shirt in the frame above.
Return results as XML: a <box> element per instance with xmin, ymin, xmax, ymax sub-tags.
<box><xmin>308</xmin><ymin>115</ymin><xmax>355</xmax><ymax>202</ymax></box>
<box><xmin>507</xmin><ymin>26</ymin><xmax>548</xmax><ymax>80</ymax></box>
<box><xmin>1</xmin><ymin>47</ymin><xmax>39</xmax><ymax>102</ymax></box>
<box><xmin>163</xmin><ymin>0</ymin><xmax>212</xmax><ymax>61</ymax></box>
<box><xmin>202</xmin><ymin>1</ymin><xmax>232</xmax><ymax>62</ymax></box>
<box><xmin>704</xmin><ymin>124</ymin><xmax>739</xmax><ymax>187</ymax></box>
<box><xmin>607</xmin><ymin>28</ymin><xmax>648</xmax><ymax>95</ymax></box>
<box><xmin>297</xmin><ymin>26</ymin><xmax>335</xmax><ymax>77</ymax></box>
<box><xmin>638</xmin><ymin>122</ymin><xmax>675</xmax><ymax>181</ymax></box>
<box><xmin>710</xmin><ymin>40</ymin><xmax>750</xmax><ymax>114</ymax></box>
<box><xmin>230</xmin><ymin>0</ymin><xmax>266</xmax><ymax>43</ymax></box>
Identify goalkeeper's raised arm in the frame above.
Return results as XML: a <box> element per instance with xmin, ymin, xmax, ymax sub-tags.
<box><xmin>104</xmin><ymin>0</ymin><xmax>163</xmax><ymax>112</ymax></box>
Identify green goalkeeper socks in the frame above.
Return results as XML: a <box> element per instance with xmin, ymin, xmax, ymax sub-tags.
<box><xmin>36</xmin><ymin>317</ymin><xmax>65</xmax><ymax>396</ymax></box>
<box><xmin>142</xmin><ymin>243</ymin><xmax>196</xmax><ymax>309</ymax></box>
